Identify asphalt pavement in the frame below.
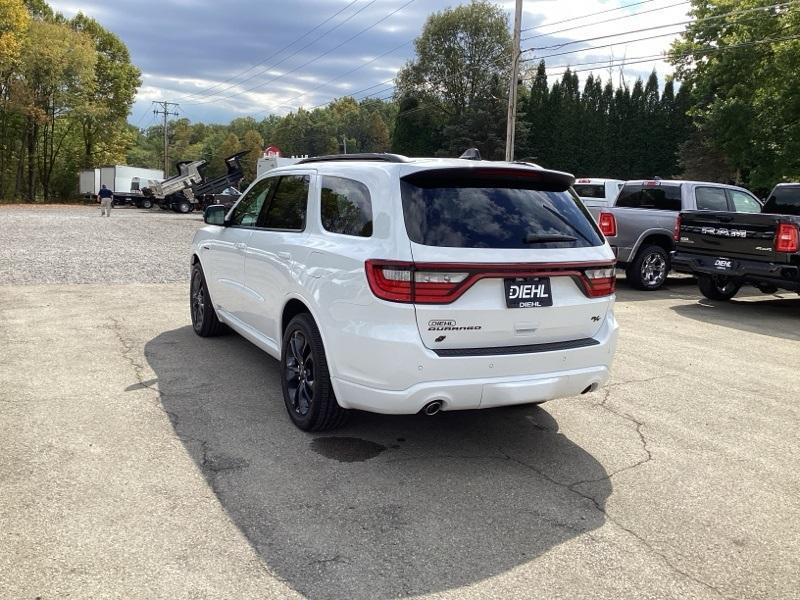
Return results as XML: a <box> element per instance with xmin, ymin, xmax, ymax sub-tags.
<box><xmin>1</xmin><ymin>206</ymin><xmax>798</xmax><ymax>599</ymax></box>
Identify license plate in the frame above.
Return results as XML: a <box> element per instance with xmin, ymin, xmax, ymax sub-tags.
<box><xmin>713</xmin><ymin>257</ymin><xmax>733</xmax><ymax>271</ymax></box>
<box><xmin>504</xmin><ymin>277</ymin><xmax>553</xmax><ymax>308</ymax></box>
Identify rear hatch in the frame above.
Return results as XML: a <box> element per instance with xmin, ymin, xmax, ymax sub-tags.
<box><xmin>397</xmin><ymin>167</ymin><xmax>615</xmax><ymax>352</ymax></box>
<box><xmin>677</xmin><ymin>211</ymin><xmax>790</xmax><ymax>263</ymax></box>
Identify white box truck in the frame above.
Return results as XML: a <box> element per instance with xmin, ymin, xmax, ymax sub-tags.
<box><xmin>98</xmin><ymin>165</ymin><xmax>165</xmax><ymax>208</ymax></box>
<box><xmin>79</xmin><ymin>169</ymin><xmax>101</xmax><ymax>197</ymax></box>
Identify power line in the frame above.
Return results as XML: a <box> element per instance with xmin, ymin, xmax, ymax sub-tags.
<box><xmin>249</xmin><ymin>40</ymin><xmax>410</xmax><ymax>116</ymax></box>
<box><xmin>153</xmin><ymin>101</ymin><xmax>180</xmax><ymax>173</ymax></box>
<box><xmin>175</xmin><ymin>0</ymin><xmax>363</xmax><ymax>102</ymax></box>
<box><xmin>521</xmin><ymin>32</ymin><xmax>800</xmax><ymax>82</ymax></box>
<box><xmin>183</xmin><ymin>0</ymin><xmax>379</xmax><ymax>104</ymax></box>
<box><xmin>523</xmin><ymin>0</ymin><xmax>797</xmax><ymax>53</ymax></box>
<box><xmin>522</xmin><ymin>5</ymin><xmax>796</xmax><ymax>65</ymax></box>
<box><xmin>522</xmin><ymin>0</ymin><xmax>688</xmax><ymax>42</ymax></box>
<box><xmin>521</xmin><ymin>0</ymin><xmax>664</xmax><ymax>33</ymax></box>
<box><xmin>186</xmin><ymin>0</ymin><xmax>415</xmax><ymax>106</ymax></box>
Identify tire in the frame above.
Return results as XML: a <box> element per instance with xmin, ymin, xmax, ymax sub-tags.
<box><xmin>178</xmin><ymin>201</ymin><xmax>191</xmax><ymax>214</ymax></box>
<box><xmin>141</xmin><ymin>199</ymin><xmax>153</xmax><ymax>209</ymax></box>
<box><xmin>281</xmin><ymin>314</ymin><xmax>348</xmax><ymax>431</ymax></box>
<box><xmin>190</xmin><ymin>263</ymin><xmax>225</xmax><ymax>337</ymax></box>
<box><xmin>697</xmin><ymin>274</ymin><xmax>741</xmax><ymax>301</ymax></box>
<box><xmin>626</xmin><ymin>245</ymin><xmax>670</xmax><ymax>290</ymax></box>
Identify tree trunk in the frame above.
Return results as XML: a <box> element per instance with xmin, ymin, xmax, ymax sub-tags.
<box><xmin>26</xmin><ymin>116</ymin><xmax>37</xmax><ymax>202</ymax></box>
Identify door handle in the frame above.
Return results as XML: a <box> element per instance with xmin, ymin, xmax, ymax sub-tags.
<box><xmin>277</xmin><ymin>251</ymin><xmax>292</xmax><ymax>261</ymax></box>
<box><xmin>235</xmin><ymin>242</ymin><xmax>247</xmax><ymax>250</ymax></box>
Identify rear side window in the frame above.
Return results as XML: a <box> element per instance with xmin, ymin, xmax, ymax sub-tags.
<box><xmin>400</xmin><ymin>174</ymin><xmax>603</xmax><ymax>249</ymax></box>
<box><xmin>259</xmin><ymin>175</ymin><xmax>309</xmax><ymax>230</ymax></box>
<box><xmin>616</xmin><ymin>184</ymin><xmax>681</xmax><ymax>211</ymax></box>
<box><xmin>730</xmin><ymin>190</ymin><xmax>761</xmax><ymax>213</ymax></box>
<box><xmin>695</xmin><ymin>186</ymin><xmax>729</xmax><ymax>211</ymax></box>
<box><xmin>321</xmin><ymin>176</ymin><xmax>373</xmax><ymax>237</ymax></box>
<box><xmin>764</xmin><ymin>186</ymin><xmax>800</xmax><ymax>216</ymax></box>
<box><xmin>573</xmin><ymin>184</ymin><xmax>605</xmax><ymax>199</ymax></box>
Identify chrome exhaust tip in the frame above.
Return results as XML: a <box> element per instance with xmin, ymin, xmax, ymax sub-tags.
<box><xmin>581</xmin><ymin>383</ymin><xmax>599</xmax><ymax>395</ymax></box>
<box><xmin>422</xmin><ymin>400</ymin><xmax>443</xmax><ymax>416</ymax></box>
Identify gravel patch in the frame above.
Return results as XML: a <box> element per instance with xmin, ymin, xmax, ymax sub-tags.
<box><xmin>0</xmin><ymin>205</ymin><xmax>204</xmax><ymax>285</ymax></box>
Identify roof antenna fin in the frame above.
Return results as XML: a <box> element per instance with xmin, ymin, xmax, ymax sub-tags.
<box><xmin>459</xmin><ymin>148</ymin><xmax>481</xmax><ymax>161</ymax></box>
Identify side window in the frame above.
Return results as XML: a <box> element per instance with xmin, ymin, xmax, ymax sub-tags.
<box><xmin>321</xmin><ymin>176</ymin><xmax>373</xmax><ymax>237</ymax></box>
<box><xmin>229</xmin><ymin>178</ymin><xmax>275</xmax><ymax>227</ymax></box>
<box><xmin>259</xmin><ymin>175</ymin><xmax>309</xmax><ymax>230</ymax></box>
<box><xmin>695</xmin><ymin>187</ymin><xmax>729</xmax><ymax>211</ymax></box>
<box><xmin>730</xmin><ymin>190</ymin><xmax>762</xmax><ymax>213</ymax></box>
<box><xmin>615</xmin><ymin>185</ymin><xmax>682</xmax><ymax>211</ymax></box>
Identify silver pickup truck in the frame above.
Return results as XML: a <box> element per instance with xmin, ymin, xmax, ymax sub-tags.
<box><xmin>589</xmin><ymin>180</ymin><xmax>762</xmax><ymax>290</ymax></box>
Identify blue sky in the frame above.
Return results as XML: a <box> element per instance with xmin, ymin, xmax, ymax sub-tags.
<box><xmin>49</xmin><ymin>0</ymin><xmax>689</xmax><ymax>125</ymax></box>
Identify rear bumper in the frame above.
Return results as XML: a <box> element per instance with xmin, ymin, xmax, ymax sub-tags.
<box><xmin>672</xmin><ymin>251</ymin><xmax>800</xmax><ymax>290</ymax></box>
<box><xmin>330</xmin><ymin>314</ymin><xmax>618</xmax><ymax>415</ymax></box>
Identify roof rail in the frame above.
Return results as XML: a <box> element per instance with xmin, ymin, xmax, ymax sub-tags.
<box><xmin>296</xmin><ymin>153</ymin><xmax>410</xmax><ymax>164</ymax></box>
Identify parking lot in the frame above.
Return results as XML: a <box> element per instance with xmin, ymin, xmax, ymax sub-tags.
<box><xmin>1</xmin><ymin>205</ymin><xmax>798</xmax><ymax>600</ymax></box>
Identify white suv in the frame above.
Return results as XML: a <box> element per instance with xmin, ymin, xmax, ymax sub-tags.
<box><xmin>190</xmin><ymin>153</ymin><xmax>619</xmax><ymax>431</ymax></box>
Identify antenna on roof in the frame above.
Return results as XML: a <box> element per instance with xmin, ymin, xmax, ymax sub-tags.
<box><xmin>459</xmin><ymin>148</ymin><xmax>482</xmax><ymax>161</ymax></box>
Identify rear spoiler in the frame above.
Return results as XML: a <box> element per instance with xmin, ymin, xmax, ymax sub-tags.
<box><xmin>401</xmin><ymin>166</ymin><xmax>575</xmax><ymax>192</ymax></box>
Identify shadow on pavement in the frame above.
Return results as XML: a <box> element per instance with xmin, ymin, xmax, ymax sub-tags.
<box><xmin>671</xmin><ymin>295</ymin><xmax>800</xmax><ymax>341</ymax></box>
<box><xmin>145</xmin><ymin>326</ymin><xmax>611</xmax><ymax>599</ymax></box>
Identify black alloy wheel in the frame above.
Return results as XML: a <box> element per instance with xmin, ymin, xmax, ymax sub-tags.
<box><xmin>280</xmin><ymin>314</ymin><xmax>347</xmax><ymax>431</ymax></box>
<box><xmin>285</xmin><ymin>330</ymin><xmax>315</xmax><ymax>418</ymax></box>
<box><xmin>190</xmin><ymin>264</ymin><xmax>224</xmax><ymax>337</ymax></box>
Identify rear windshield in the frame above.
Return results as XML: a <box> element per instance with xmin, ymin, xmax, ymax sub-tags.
<box><xmin>573</xmin><ymin>184</ymin><xmax>606</xmax><ymax>199</ymax></box>
<box><xmin>401</xmin><ymin>176</ymin><xmax>603</xmax><ymax>249</ymax></box>
<box><xmin>616</xmin><ymin>183</ymin><xmax>681</xmax><ymax>211</ymax></box>
<box><xmin>764</xmin><ymin>186</ymin><xmax>800</xmax><ymax>216</ymax></box>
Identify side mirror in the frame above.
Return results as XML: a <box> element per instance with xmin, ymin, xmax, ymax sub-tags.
<box><xmin>204</xmin><ymin>204</ymin><xmax>227</xmax><ymax>226</ymax></box>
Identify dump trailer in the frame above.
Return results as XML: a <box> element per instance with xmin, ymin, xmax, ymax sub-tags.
<box><xmin>187</xmin><ymin>151</ymin><xmax>248</xmax><ymax>211</ymax></box>
<box><xmin>141</xmin><ymin>152</ymin><xmax>247</xmax><ymax>213</ymax></box>
<box><xmin>142</xmin><ymin>160</ymin><xmax>205</xmax><ymax>211</ymax></box>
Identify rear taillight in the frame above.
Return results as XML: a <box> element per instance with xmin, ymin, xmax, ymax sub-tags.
<box><xmin>366</xmin><ymin>260</ymin><xmax>617</xmax><ymax>303</ymax></box>
<box><xmin>365</xmin><ymin>261</ymin><xmax>468</xmax><ymax>304</ymax></box>
<box><xmin>583</xmin><ymin>267</ymin><xmax>616</xmax><ymax>297</ymax></box>
<box><xmin>598</xmin><ymin>212</ymin><xmax>617</xmax><ymax>237</ymax></box>
<box><xmin>774</xmin><ymin>223</ymin><xmax>799</xmax><ymax>253</ymax></box>
<box><xmin>673</xmin><ymin>214</ymin><xmax>682</xmax><ymax>242</ymax></box>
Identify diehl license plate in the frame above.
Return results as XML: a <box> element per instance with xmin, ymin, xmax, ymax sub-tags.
<box><xmin>504</xmin><ymin>277</ymin><xmax>553</xmax><ymax>308</ymax></box>
<box><xmin>714</xmin><ymin>257</ymin><xmax>733</xmax><ymax>271</ymax></box>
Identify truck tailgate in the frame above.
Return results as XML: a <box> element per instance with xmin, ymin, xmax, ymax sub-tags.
<box><xmin>676</xmin><ymin>211</ymin><xmax>791</xmax><ymax>264</ymax></box>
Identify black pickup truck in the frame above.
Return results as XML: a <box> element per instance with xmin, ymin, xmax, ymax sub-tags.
<box><xmin>672</xmin><ymin>183</ymin><xmax>800</xmax><ymax>300</ymax></box>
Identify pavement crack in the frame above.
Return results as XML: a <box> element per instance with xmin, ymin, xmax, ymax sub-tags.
<box><xmin>107</xmin><ymin>317</ymin><xmax>159</xmax><ymax>394</ymax></box>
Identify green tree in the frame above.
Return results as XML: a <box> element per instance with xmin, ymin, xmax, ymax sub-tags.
<box><xmin>241</xmin><ymin>128</ymin><xmax>264</xmax><ymax>184</ymax></box>
<box><xmin>671</xmin><ymin>0</ymin><xmax>800</xmax><ymax>186</ymax></box>
<box><xmin>395</xmin><ymin>0</ymin><xmax>511</xmax><ymax>158</ymax></box>
<box><xmin>69</xmin><ymin>13</ymin><xmax>140</xmax><ymax>167</ymax></box>
<box><xmin>210</xmin><ymin>132</ymin><xmax>240</xmax><ymax>177</ymax></box>
<box><xmin>18</xmin><ymin>19</ymin><xmax>95</xmax><ymax>199</ymax></box>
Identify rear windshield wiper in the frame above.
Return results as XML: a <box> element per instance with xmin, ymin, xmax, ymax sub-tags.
<box><xmin>540</xmin><ymin>203</ymin><xmax>593</xmax><ymax>244</ymax></box>
<box><xmin>523</xmin><ymin>233</ymin><xmax>577</xmax><ymax>244</ymax></box>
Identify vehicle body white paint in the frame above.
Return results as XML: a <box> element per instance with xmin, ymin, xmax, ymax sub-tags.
<box><xmin>192</xmin><ymin>158</ymin><xmax>619</xmax><ymax>415</ymax></box>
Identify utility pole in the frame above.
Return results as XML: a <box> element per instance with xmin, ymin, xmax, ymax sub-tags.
<box><xmin>505</xmin><ymin>0</ymin><xmax>523</xmax><ymax>162</ymax></box>
<box><xmin>341</xmin><ymin>135</ymin><xmax>348</xmax><ymax>154</ymax></box>
<box><xmin>153</xmin><ymin>100</ymin><xmax>180</xmax><ymax>174</ymax></box>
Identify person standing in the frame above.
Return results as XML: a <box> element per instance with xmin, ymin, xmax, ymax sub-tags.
<box><xmin>98</xmin><ymin>184</ymin><xmax>113</xmax><ymax>217</ymax></box>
